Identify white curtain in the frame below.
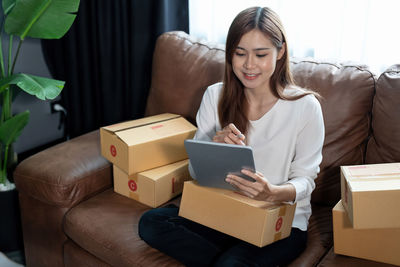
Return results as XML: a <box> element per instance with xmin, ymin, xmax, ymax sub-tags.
<box><xmin>189</xmin><ymin>0</ymin><xmax>400</xmax><ymax>74</ymax></box>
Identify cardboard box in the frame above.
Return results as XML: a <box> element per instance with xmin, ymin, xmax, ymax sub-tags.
<box><xmin>113</xmin><ymin>159</ymin><xmax>191</xmax><ymax>207</ymax></box>
<box><xmin>100</xmin><ymin>113</ymin><xmax>196</xmax><ymax>175</ymax></box>
<box><xmin>333</xmin><ymin>200</ymin><xmax>400</xmax><ymax>265</ymax></box>
<box><xmin>179</xmin><ymin>181</ymin><xmax>296</xmax><ymax>247</ymax></box>
<box><xmin>341</xmin><ymin>163</ymin><xmax>400</xmax><ymax>229</ymax></box>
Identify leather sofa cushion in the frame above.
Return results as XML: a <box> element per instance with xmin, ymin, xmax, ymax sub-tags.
<box><xmin>64</xmin><ymin>240</ymin><xmax>111</xmax><ymax>267</ymax></box>
<box><xmin>64</xmin><ymin>189</ymin><xmax>184</xmax><ymax>267</ymax></box>
<box><xmin>14</xmin><ymin>131</ymin><xmax>112</xmax><ymax>207</ymax></box>
<box><xmin>145</xmin><ymin>31</ymin><xmax>225</xmax><ymax>125</ymax></box>
<box><xmin>291</xmin><ymin>59</ymin><xmax>375</xmax><ymax>206</ymax></box>
<box><xmin>366</xmin><ymin>64</ymin><xmax>400</xmax><ymax>163</ymax></box>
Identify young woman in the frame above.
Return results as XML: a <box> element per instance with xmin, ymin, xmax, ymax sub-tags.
<box><xmin>139</xmin><ymin>6</ymin><xmax>324</xmax><ymax>267</ymax></box>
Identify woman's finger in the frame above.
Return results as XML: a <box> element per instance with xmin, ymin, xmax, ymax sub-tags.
<box><xmin>228</xmin><ymin>123</ymin><xmax>245</xmax><ymax>141</ymax></box>
<box><xmin>241</xmin><ymin>169</ymin><xmax>265</xmax><ymax>183</ymax></box>
<box><xmin>226</xmin><ymin>176</ymin><xmax>258</xmax><ymax>196</ymax></box>
<box><xmin>228</xmin><ymin>133</ymin><xmax>245</xmax><ymax>145</ymax></box>
<box><xmin>223</xmin><ymin>136</ymin><xmax>235</xmax><ymax>144</ymax></box>
<box><xmin>226</xmin><ymin>174</ymin><xmax>255</xmax><ymax>188</ymax></box>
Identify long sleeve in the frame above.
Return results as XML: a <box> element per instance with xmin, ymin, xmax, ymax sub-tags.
<box><xmin>189</xmin><ymin>83</ymin><xmax>223</xmax><ymax>179</ymax></box>
<box><xmin>193</xmin><ymin>83</ymin><xmax>222</xmax><ymax>142</ymax></box>
<box><xmin>286</xmin><ymin>96</ymin><xmax>324</xmax><ymax>203</ymax></box>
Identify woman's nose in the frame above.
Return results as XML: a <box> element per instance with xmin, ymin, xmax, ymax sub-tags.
<box><xmin>244</xmin><ymin>56</ymin><xmax>255</xmax><ymax>69</ymax></box>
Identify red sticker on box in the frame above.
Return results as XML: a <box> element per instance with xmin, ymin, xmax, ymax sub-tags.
<box><xmin>110</xmin><ymin>145</ymin><xmax>117</xmax><ymax>157</ymax></box>
<box><xmin>275</xmin><ymin>217</ymin><xmax>283</xmax><ymax>232</ymax></box>
<box><xmin>151</xmin><ymin>124</ymin><xmax>163</xmax><ymax>130</ymax></box>
<box><xmin>128</xmin><ymin>180</ymin><xmax>137</xmax><ymax>192</ymax></box>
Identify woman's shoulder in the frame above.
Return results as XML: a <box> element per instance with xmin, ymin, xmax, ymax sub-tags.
<box><xmin>283</xmin><ymin>85</ymin><xmax>321</xmax><ymax>107</ymax></box>
<box><xmin>206</xmin><ymin>82</ymin><xmax>223</xmax><ymax>93</ymax></box>
<box><xmin>203</xmin><ymin>82</ymin><xmax>223</xmax><ymax>100</ymax></box>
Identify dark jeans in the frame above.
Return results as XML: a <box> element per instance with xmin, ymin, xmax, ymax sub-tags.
<box><xmin>138</xmin><ymin>204</ymin><xmax>307</xmax><ymax>267</ymax></box>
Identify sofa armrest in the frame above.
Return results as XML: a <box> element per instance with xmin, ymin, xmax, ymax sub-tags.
<box><xmin>14</xmin><ymin>130</ymin><xmax>112</xmax><ymax>207</ymax></box>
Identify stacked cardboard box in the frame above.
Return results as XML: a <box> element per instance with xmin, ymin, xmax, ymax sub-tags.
<box><xmin>100</xmin><ymin>113</ymin><xmax>197</xmax><ymax>208</ymax></box>
<box><xmin>333</xmin><ymin>163</ymin><xmax>400</xmax><ymax>265</ymax></box>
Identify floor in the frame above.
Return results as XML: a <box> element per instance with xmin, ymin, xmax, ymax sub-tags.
<box><xmin>0</xmin><ymin>250</ymin><xmax>25</xmax><ymax>267</ymax></box>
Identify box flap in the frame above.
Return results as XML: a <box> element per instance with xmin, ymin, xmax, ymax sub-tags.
<box><xmin>116</xmin><ymin>117</ymin><xmax>196</xmax><ymax>145</ymax></box>
<box><xmin>102</xmin><ymin>113</ymin><xmax>181</xmax><ymax>133</ymax></box>
<box><xmin>333</xmin><ymin>200</ymin><xmax>345</xmax><ymax>212</ymax></box>
<box><xmin>343</xmin><ymin>163</ymin><xmax>400</xmax><ymax>187</ymax></box>
<box><xmin>139</xmin><ymin>159</ymin><xmax>189</xmax><ymax>181</ymax></box>
<box><xmin>191</xmin><ymin>183</ymin><xmax>281</xmax><ymax>209</ymax></box>
<box><xmin>345</xmin><ymin>163</ymin><xmax>400</xmax><ymax>178</ymax></box>
<box><xmin>351</xmin><ymin>179</ymin><xmax>400</xmax><ymax>191</ymax></box>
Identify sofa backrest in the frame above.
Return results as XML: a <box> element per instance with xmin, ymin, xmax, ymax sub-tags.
<box><xmin>366</xmin><ymin>65</ymin><xmax>400</xmax><ymax>163</ymax></box>
<box><xmin>145</xmin><ymin>31</ymin><xmax>395</xmax><ymax>207</ymax></box>
<box><xmin>145</xmin><ymin>31</ymin><xmax>225</xmax><ymax>125</ymax></box>
<box><xmin>290</xmin><ymin>59</ymin><xmax>375</xmax><ymax>205</ymax></box>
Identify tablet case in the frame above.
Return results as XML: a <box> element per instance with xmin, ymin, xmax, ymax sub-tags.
<box><xmin>184</xmin><ymin>139</ymin><xmax>256</xmax><ymax>190</ymax></box>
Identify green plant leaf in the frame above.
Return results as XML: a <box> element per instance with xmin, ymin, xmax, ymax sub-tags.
<box><xmin>0</xmin><ymin>73</ymin><xmax>64</xmax><ymax>100</ymax></box>
<box><xmin>4</xmin><ymin>0</ymin><xmax>80</xmax><ymax>40</ymax></box>
<box><xmin>2</xmin><ymin>0</ymin><xmax>16</xmax><ymax>15</ymax></box>
<box><xmin>0</xmin><ymin>111</ymin><xmax>29</xmax><ymax>146</ymax></box>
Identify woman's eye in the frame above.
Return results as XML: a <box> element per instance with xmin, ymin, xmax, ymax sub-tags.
<box><xmin>256</xmin><ymin>54</ymin><xmax>267</xmax><ymax>58</ymax></box>
<box><xmin>235</xmin><ymin>52</ymin><xmax>245</xmax><ymax>56</ymax></box>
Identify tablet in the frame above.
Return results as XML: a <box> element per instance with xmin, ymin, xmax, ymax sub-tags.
<box><xmin>184</xmin><ymin>139</ymin><xmax>256</xmax><ymax>190</ymax></box>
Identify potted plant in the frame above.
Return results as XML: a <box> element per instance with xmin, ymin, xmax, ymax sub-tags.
<box><xmin>0</xmin><ymin>0</ymin><xmax>80</xmax><ymax>252</ymax></box>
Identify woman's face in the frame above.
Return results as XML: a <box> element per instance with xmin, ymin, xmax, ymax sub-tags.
<box><xmin>232</xmin><ymin>29</ymin><xmax>285</xmax><ymax>92</ymax></box>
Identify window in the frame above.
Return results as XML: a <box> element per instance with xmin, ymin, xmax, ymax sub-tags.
<box><xmin>189</xmin><ymin>0</ymin><xmax>400</xmax><ymax>74</ymax></box>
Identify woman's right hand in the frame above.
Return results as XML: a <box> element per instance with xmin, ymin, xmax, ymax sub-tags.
<box><xmin>212</xmin><ymin>123</ymin><xmax>246</xmax><ymax>145</ymax></box>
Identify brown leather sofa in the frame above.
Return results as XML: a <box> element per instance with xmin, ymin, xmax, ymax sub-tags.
<box><xmin>14</xmin><ymin>31</ymin><xmax>400</xmax><ymax>267</ymax></box>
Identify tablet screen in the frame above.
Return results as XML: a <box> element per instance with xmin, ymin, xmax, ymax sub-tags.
<box><xmin>184</xmin><ymin>139</ymin><xmax>256</xmax><ymax>190</ymax></box>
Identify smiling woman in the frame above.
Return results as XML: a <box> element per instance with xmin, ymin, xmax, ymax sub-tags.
<box><xmin>189</xmin><ymin>0</ymin><xmax>400</xmax><ymax>74</ymax></box>
<box><xmin>139</xmin><ymin>6</ymin><xmax>324</xmax><ymax>266</ymax></box>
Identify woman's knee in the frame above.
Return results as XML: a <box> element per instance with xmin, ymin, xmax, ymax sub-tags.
<box><xmin>138</xmin><ymin>210</ymin><xmax>154</xmax><ymax>240</ymax></box>
<box><xmin>214</xmin><ymin>254</ymin><xmax>253</xmax><ymax>267</ymax></box>
<box><xmin>138</xmin><ymin>205</ymin><xmax>178</xmax><ymax>242</ymax></box>
<box><xmin>138</xmin><ymin>209</ymin><xmax>166</xmax><ymax>242</ymax></box>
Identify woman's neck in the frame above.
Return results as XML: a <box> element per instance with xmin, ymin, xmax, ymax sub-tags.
<box><xmin>245</xmin><ymin>86</ymin><xmax>280</xmax><ymax>121</ymax></box>
<box><xmin>244</xmin><ymin>86</ymin><xmax>277</xmax><ymax>107</ymax></box>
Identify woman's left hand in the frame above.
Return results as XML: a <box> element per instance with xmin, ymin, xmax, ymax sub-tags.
<box><xmin>225</xmin><ymin>169</ymin><xmax>278</xmax><ymax>202</ymax></box>
<box><xmin>226</xmin><ymin>169</ymin><xmax>296</xmax><ymax>203</ymax></box>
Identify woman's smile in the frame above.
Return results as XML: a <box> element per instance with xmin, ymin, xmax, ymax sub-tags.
<box><xmin>243</xmin><ymin>72</ymin><xmax>260</xmax><ymax>80</ymax></box>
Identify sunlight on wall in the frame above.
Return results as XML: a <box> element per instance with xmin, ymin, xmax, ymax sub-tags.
<box><xmin>189</xmin><ymin>0</ymin><xmax>400</xmax><ymax>74</ymax></box>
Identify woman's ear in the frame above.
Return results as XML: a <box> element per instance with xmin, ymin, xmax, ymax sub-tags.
<box><xmin>277</xmin><ymin>43</ymin><xmax>286</xmax><ymax>60</ymax></box>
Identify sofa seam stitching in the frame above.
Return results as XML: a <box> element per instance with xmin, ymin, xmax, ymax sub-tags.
<box><xmin>164</xmin><ymin>32</ymin><xmax>225</xmax><ymax>52</ymax></box>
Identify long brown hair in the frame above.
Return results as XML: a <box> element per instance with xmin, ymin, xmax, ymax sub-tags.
<box><xmin>218</xmin><ymin>6</ymin><xmax>317</xmax><ymax>135</ymax></box>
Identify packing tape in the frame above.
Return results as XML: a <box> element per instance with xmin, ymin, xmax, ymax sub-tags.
<box><xmin>273</xmin><ymin>232</ymin><xmax>282</xmax><ymax>242</ymax></box>
<box><xmin>279</xmin><ymin>205</ymin><xmax>287</xmax><ymax>216</ymax></box>
<box><xmin>111</xmin><ymin>114</ymin><xmax>181</xmax><ymax>132</ymax></box>
<box><xmin>129</xmin><ymin>191</ymin><xmax>139</xmax><ymax>201</ymax></box>
<box><xmin>171</xmin><ymin>175</ymin><xmax>184</xmax><ymax>194</ymax></box>
<box><xmin>348</xmin><ymin>175</ymin><xmax>400</xmax><ymax>182</ymax></box>
<box><xmin>351</xmin><ymin>172</ymin><xmax>400</xmax><ymax>177</ymax></box>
